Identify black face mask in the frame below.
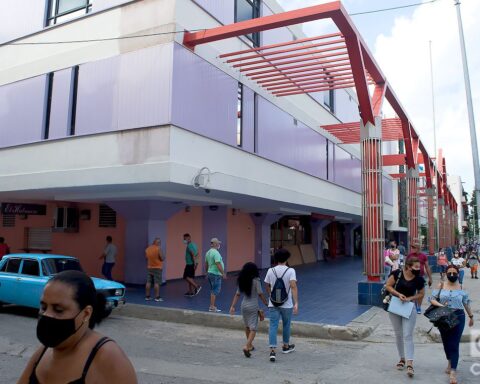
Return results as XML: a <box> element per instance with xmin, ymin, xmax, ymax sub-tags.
<box><xmin>447</xmin><ymin>274</ymin><xmax>459</xmax><ymax>283</ymax></box>
<box><xmin>411</xmin><ymin>269</ymin><xmax>421</xmax><ymax>277</ymax></box>
<box><xmin>36</xmin><ymin>311</ymin><xmax>83</xmax><ymax>348</ymax></box>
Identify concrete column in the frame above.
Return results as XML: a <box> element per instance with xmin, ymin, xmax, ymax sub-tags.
<box><xmin>202</xmin><ymin>206</ymin><xmax>228</xmax><ymax>271</ymax></box>
<box><xmin>251</xmin><ymin>213</ymin><xmax>283</xmax><ymax>269</ymax></box>
<box><xmin>426</xmin><ymin>188</ymin><xmax>436</xmax><ymax>255</ymax></box>
<box><xmin>438</xmin><ymin>198</ymin><xmax>445</xmax><ymax>250</ymax></box>
<box><xmin>360</xmin><ymin>117</ymin><xmax>384</xmax><ymax>281</ymax></box>
<box><xmin>107</xmin><ymin>201</ymin><xmax>182</xmax><ymax>284</ymax></box>
<box><xmin>311</xmin><ymin>219</ymin><xmax>331</xmax><ymax>261</ymax></box>
<box><xmin>345</xmin><ymin>224</ymin><xmax>360</xmax><ymax>257</ymax></box>
<box><xmin>407</xmin><ymin>167</ymin><xmax>420</xmax><ymax>248</ymax></box>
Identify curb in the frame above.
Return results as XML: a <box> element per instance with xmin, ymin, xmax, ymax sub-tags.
<box><xmin>115</xmin><ymin>304</ymin><xmax>373</xmax><ymax>341</ymax></box>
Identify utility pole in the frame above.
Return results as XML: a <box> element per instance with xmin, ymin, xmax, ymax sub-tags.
<box><xmin>454</xmin><ymin>0</ymin><xmax>480</xmax><ymax>233</ymax></box>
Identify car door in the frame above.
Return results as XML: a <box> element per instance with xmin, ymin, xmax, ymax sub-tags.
<box><xmin>0</xmin><ymin>258</ymin><xmax>22</xmax><ymax>304</ymax></box>
<box><xmin>17</xmin><ymin>259</ymin><xmax>46</xmax><ymax>308</ymax></box>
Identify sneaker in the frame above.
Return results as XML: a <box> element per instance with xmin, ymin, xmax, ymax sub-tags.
<box><xmin>416</xmin><ymin>307</ymin><xmax>422</xmax><ymax>314</ymax></box>
<box><xmin>194</xmin><ymin>286</ymin><xmax>202</xmax><ymax>296</ymax></box>
<box><xmin>282</xmin><ymin>344</ymin><xmax>296</xmax><ymax>354</ymax></box>
<box><xmin>269</xmin><ymin>350</ymin><xmax>276</xmax><ymax>362</ymax></box>
<box><xmin>208</xmin><ymin>307</ymin><xmax>221</xmax><ymax>312</ymax></box>
<box><xmin>145</xmin><ymin>296</ymin><xmax>152</xmax><ymax>301</ymax></box>
<box><xmin>154</xmin><ymin>297</ymin><xmax>164</xmax><ymax>302</ymax></box>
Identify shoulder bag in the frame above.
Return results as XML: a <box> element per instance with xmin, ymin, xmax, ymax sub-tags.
<box><xmin>424</xmin><ymin>285</ymin><xmax>460</xmax><ymax>331</ymax></box>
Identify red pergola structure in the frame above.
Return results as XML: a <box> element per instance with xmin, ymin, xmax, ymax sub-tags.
<box><xmin>183</xmin><ymin>1</ymin><xmax>458</xmax><ymax>283</ymax></box>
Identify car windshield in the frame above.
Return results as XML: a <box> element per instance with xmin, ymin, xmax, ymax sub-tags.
<box><xmin>42</xmin><ymin>258</ymin><xmax>83</xmax><ymax>276</ymax></box>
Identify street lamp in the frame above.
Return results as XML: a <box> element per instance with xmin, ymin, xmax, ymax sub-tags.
<box><xmin>453</xmin><ymin>0</ymin><xmax>480</xmax><ymax>234</ymax></box>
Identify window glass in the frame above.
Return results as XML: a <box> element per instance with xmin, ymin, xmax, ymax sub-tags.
<box><xmin>58</xmin><ymin>0</ymin><xmax>88</xmax><ymax>14</ymax></box>
<box><xmin>42</xmin><ymin>258</ymin><xmax>83</xmax><ymax>276</ymax></box>
<box><xmin>21</xmin><ymin>260</ymin><xmax>40</xmax><ymax>276</ymax></box>
<box><xmin>237</xmin><ymin>83</ymin><xmax>243</xmax><ymax>147</ymax></box>
<box><xmin>5</xmin><ymin>258</ymin><xmax>21</xmax><ymax>273</ymax></box>
<box><xmin>235</xmin><ymin>0</ymin><xmax>260</xmax><ymax>47</ymax></box>
<box><xmin>236</xmin><ymin>0</ymin><xmax>253</xmax><ymax>22</ymax></box>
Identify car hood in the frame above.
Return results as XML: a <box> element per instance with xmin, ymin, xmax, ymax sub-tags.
<box><xmin>91</xmin><ymin>277</ymin><xmax>125</xmax><ymax>290</ymax></box>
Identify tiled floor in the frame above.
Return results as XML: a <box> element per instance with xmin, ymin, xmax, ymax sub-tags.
<box><xmin>125</xmin><ymin>256</ymin><xmax>371</xmax><ymax>326</ymax></box>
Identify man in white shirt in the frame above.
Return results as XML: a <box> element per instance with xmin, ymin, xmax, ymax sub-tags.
<box><xmin>264</xmin><ymin>249</ymin><xmax>299</xmax><ymax>362</ymax></box>
<box><xmin>99</xmin><ymin>235</ymin><xmax>117</xmax><ymax>280</ymax></box>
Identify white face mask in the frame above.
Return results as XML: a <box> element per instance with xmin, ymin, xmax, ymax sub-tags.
<box><xmin>217</xmin><ymin>245</ymin><xmax>221</xmax><ymax>250</ymax></box>
<box><xmin>183</xmin><ymin>240</ymin><xmax>188</xmax><ymax>244</ymax></box>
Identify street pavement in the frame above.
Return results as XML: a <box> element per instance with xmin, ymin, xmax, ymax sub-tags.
<box><xmin>0</xmin><ymin>273</ymin><xmax>479</xmax><ymax>383</ymax></box>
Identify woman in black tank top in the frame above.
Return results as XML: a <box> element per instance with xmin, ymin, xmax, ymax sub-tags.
<box><xmin>17</xmin><ymin>271</ymin><xmax>137</xmax><ymax>384</ymax></box>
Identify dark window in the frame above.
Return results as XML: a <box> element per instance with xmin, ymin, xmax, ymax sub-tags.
<box><xmin>43</xmin><ymin>72</ymin><xmax>54</xmax><ymax>140</ymax></box>
<box><xmin>69</xmin><ymin>66</ymin><xmax>79</xmax><ymax>136</ymax></box>
<box><xmin>237</xmin><ymin>83</ymin><xmax>243</xmax><ymax>147</ymax></box>
<box><xmin>42</xmin><ymin>258</ymin><xmax>83</xmax><ymax>276</ymax></box>
<box><xmin>5</xmin><ymin>258</ymin><xmax>21</xmax><ymax>273</ymax></box>
<box><xmin>21</xmin><ymin>260</ymin><xmax>40</xmax><ymax>276</ymax></box>
<box><xmin>235</xmin><ymin>0</ymin><xmax>261</xmax><ymax>47</ymax></box>
<box><xmin>2</xmin><ymin>214</ymin><xmax>15</xmax><ymax>227</ymax></box>
<box><xmin>99</xmin><ymin>204</ymin><xmax>117</xmax><ymax>228</ymax></box>
<box><xmin>324</xmin><ymin>89</ymin><xmax>335</xmax><ymax>113</ymax></box>
<box><xmin>46</xmin><ymin>0</ymin><xmax>92</xmax><ymax>26</ymax></box>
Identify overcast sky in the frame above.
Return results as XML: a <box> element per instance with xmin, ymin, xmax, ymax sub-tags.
<box><xmin>276</xmin><ymin>0</ymin><xmax>480</xmax><ymax>197</ymax></box>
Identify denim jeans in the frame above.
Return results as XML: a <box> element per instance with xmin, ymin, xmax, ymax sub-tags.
<box><xmin>102</xmin><ymin>262</ymin><xmax>115</xmax><ymax>280</ymax></box>
<box><xmin>384</xmin><ymin>265</ymin><xmax>392</xmax><ymax>280</ymax></box>
<box><xmin>269</xmin><ymin>307</ymin><xmax>293</xmax><ymax>348</ymax></box>
<box><xmin>207</xmin><ymin>273</ymin><xmax>222</xmax><ymax>296</ymax></box>
<box><xmin>439</xmin><ymin>310</ymin><xmax>466</xmax><ymax>370</ymax></box>
<box><xmin>459</xmin><ymin>269</ymin><xmax>465</xmax><ymax>285</ymax></box>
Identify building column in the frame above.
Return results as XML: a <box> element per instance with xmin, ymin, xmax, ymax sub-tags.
<box><xmin>107</xmin><ymin>201</ymin><xmax>182</xmax><ymax>284</ymax></box>
<box><xmin>251</xmin><ymin>213</ymin><xmax>283</xmax><ymax>269</ymax></box>
<box><xmin>345</xmin><ymin>224</ymin><xmax>360</xmax><ymax>257</ymax></box>
<box><xmin>202</xmin><ymin>206</ymin><xmax>228</xmax><ymax>271</ymax></box>
<box><xmin>438</xmin><ymin>198</ymin><xmax>445</xmax><ymax>250</ymax></box>
<box><xmin>312</xmin><ymin>219</ymin><xmax>331</xmax><ymax>261</ymax></box>
<box><xmin>426</xmin><ymin>188</ymin><xmax>436</xmax><ymax>255</ymax></box>
<box><xmin>360</xmin><ymin>116</ymin><xmax>384</xmax><ymax>282</ymax></box>
<box><xmin>407</xmin><ymin>167</ymin><xmax>420</xmax><ymax>248</ymax></box>
<box><xmin>446</xmin><ymin>205</ymin><xmax>452</xmax><ymax>248</ymax></box>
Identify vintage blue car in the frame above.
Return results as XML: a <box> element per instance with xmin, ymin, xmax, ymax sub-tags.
<box><xmin>0</xmin><ymin>254</ymin><xmax>126</xmax><ymax>314</ymax></box>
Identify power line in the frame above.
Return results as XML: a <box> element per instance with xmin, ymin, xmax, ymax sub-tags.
<box><xmin>1</xmin><ymin>1</ymin><xmax>442</xmax><ymax>47</ymax></box>
<box><xmin>350</xmin><ymin>0</ymin><xmax>440</xmax><ymax>16</ymax></box>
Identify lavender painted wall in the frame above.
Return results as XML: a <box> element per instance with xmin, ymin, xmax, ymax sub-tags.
<box><xmin>0</xmin><ymin>0</ymin><xmax>46</xmax><ymax>43</ymax></box>
<box><xmin>202</xmin><ymin>206</ymin><xmax>228</xmax><ymax>271</ymax></box>
<box><xmin>383</xmin><ymin>176</ymin><xmax>393</xmax><ymax>206</ymax></box>
<box><xmin>327</xmin><ymin>140</ymin><xmax>335</xmax><ymax>181</ymax></box>
<box><xmin>257</xmin><ymin>97</ymin><xmax>327</xmax><ymax>180</ymax></box>
<box><xmin>48</xmin><ymin>68</ymin><xmax>73</xmax><ymax>140</ymax></box>
<box><xmin>242</xmin><ymin>86</ymin><xmax>255</xmax><ymax>152</ymax></box>
<box><xmin>171</xmin><ymin>43</ymin><xmax>237</xmax><ymax>146</ymax></box>
<box><xmin>191</xmin><ymin>0</ymin><xmax>234</xmax><ymax>25</ymax></box>
<box><xmin>333</xmin><ymin>146</ymin><xmax>361</xmax><ymax>192</ymax></box>
<box><xmin>0</xmin><ymin>75</ymin><xmax>47</xmax><ymax>148</ymax></box>
<box><xmin>75</xmin><ymin>44</ymin><xmax>173</xmax><ymax>135</ymax></box>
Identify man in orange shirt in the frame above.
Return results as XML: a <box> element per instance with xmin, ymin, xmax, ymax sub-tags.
<box><xmin>145</xmin><ymin>238</ymin><xmax>164</xmax><ymax>302</ymax></box>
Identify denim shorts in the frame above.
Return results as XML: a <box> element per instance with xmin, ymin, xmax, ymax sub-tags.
<box><xmin>207</xmin><ymin>273</ymin><xmax>222</xmax><ymax>296</ymax></box>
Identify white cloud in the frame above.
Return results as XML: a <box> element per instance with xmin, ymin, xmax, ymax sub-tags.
<box><xmin>374</xmin><ymin>0</ymin><xmax>480</xmax><ymax>195</ymax></box>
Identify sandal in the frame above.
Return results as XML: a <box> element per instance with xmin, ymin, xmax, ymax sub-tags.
<box><xmin>407</xmin><ymin>365</ymin><xmax>414</xmax><ymax>378</ymax></box>
<box><xmin>396</xmin><ymin>359</ymin><xmax>406</xmax><ymax>370</ymax></box>
<box><xmin>243</xmin><ymin>348</ymin><xmax>251</xmax><ymax>358</ymax></box>
<box><xmin>449</xmin><ymin>372</ymin><xmax>457</xmax><ymax>384</ymax></box>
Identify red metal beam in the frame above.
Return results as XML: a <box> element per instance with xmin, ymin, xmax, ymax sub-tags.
<box><xmin>250</xmin><ymin>59</ymin><xmax>351</xmax><ymax>79</ymax></box>
<box><xmin>184</xmin><ymin>1</ymin><xmax>342</xmax><ymax>49</ymax></box>
<box><xmin>383</xmin><ymin>154</ymin><xmax>406</xmax><ymax>166</ymax></box>
<box><xmin>372</xmin><ymin>83</ymin><xmax>387</xmax><ymax>116</ymax></box>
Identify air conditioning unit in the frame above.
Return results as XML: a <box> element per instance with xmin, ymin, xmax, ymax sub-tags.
<box><xmin>53</xmin><ymin>207</ymin><xmax>79</xmax><ymax>232</ymax></box>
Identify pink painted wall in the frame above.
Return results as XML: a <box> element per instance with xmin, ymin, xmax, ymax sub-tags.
<box><xmin>0</xmin><ymin>202</ymin><xmax>126</xmax><ymax>281</ymax></box>
<box><xmin>227</xmin><ymin>210</ymin><xmax>255</xmax><ymax>272</ymax></box>
<box><xmin>166</xmin><ymin>207</ymin><xmax>203</xmax><ymax>280</ymax></box>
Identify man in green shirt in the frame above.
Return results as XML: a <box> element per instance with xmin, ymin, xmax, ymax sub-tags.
<box><xmin>205</xmin><ymin>237</ymin><xmax>226</xmax><ymax>312</ymax></box>
<box><xmin>183</xmin><ymin>233</ymin><xmax>201</xmax><ymax>297</ymax></box>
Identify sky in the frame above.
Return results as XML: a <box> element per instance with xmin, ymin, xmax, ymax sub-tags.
<box><xmin>276</xmin><ymin>0</ymin><xmax>480</xmax><ymax>197</ymax></box>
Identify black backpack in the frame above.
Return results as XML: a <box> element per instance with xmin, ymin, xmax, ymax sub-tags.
<box><xmin>270</xmin><ymin>267</ymin><xmax>290</xmax><ymax>307</ymax></box>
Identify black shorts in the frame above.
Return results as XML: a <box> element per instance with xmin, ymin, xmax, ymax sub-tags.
<box><xmin>183</xmin><ymin>264</ymin><xmax>195</xmax><ymax>279</ymax></box>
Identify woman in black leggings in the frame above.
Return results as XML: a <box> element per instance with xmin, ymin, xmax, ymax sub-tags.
<box><xmin>429</xmin><ymin>265</ymin><xmax>475</xmax><ymax>384</ymax></box>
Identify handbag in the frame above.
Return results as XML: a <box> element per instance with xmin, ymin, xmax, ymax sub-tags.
<box><xmin>381</xmin><ymin>270</ymin><xmax>402</xmax><ymax>311</ymax></box>
<box><xmin>424</xmin><ymin>287</ymin><xmax>460</xmax><ymax>331</ymax></box>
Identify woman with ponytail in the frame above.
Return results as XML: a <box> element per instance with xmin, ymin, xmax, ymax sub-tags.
<box><xmin>17</xmin><ymin>270</ymin><xmax>137</xmax><ymax>384</ymax></box>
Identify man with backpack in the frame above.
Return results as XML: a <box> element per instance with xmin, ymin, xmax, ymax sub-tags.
<box><xmin>264</xmin><ymin>248</ymin><xmax>299</xmax><ymax>362</ymax></box>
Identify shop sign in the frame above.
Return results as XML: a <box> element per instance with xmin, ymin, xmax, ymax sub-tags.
<box><xmin>1</xmin><ymin>203</ymin><xmax>47</xmax><ymax>215</ymax></box>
